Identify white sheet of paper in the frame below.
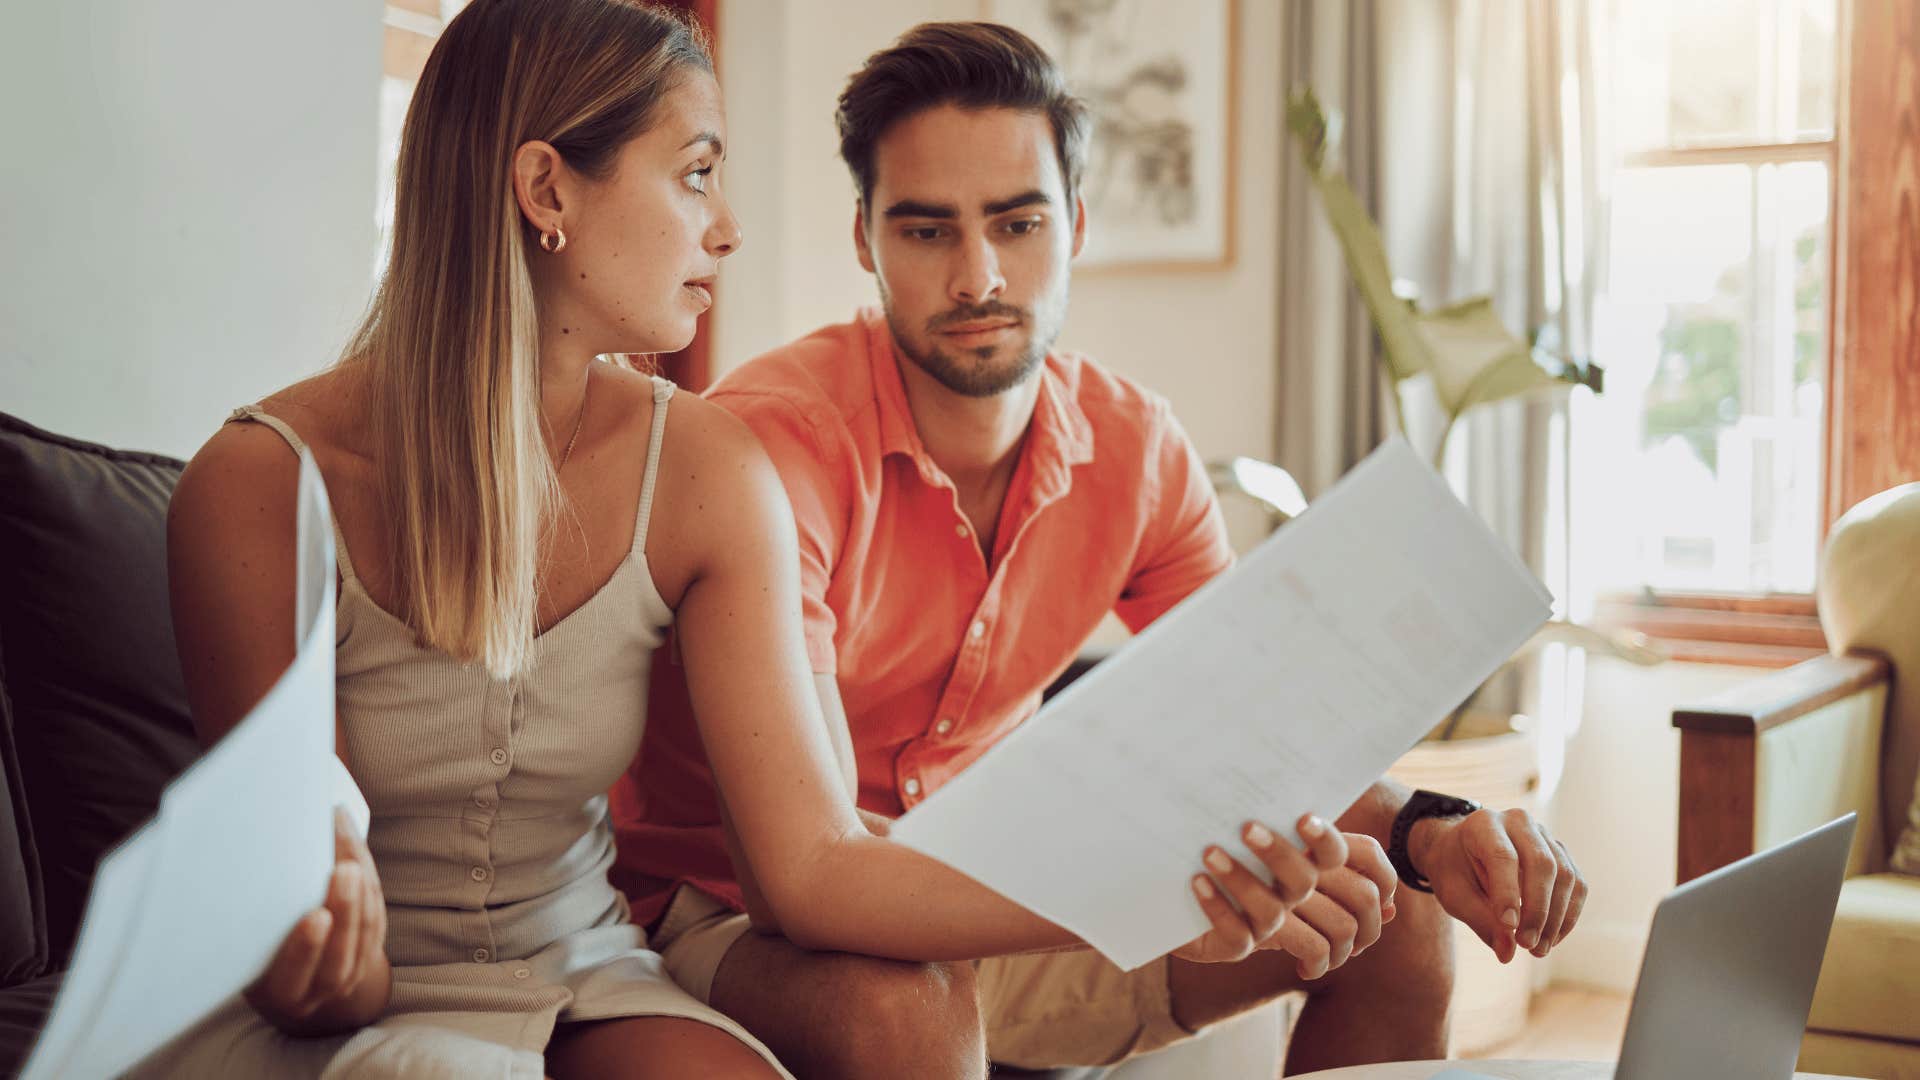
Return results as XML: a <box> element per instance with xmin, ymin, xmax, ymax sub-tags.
<box><xmin>891</xmin><ymin>438</ymin><xmax>1552</xmax><ymax>971</ymax></box>
<box><xmin>22</xmin><ymin>452</ymin><xmax>340</xmax><ymax>1080</ymax></box>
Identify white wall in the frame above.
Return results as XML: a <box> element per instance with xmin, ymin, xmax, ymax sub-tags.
<box><xmin>1546</xmin><ymin>660</ymin><xmax>1755</xmax><ymax>991</ymax></box>
<box><xmin>714</xmin><ymin>0</ymin><xmax>1285</xmax><ymax>536</ymax></box>
<box><xmin>0</xmin><ymin>2</ymin><xmax>383</xmax><ymax>460</ymax></box>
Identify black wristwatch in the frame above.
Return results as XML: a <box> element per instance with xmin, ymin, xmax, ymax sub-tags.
<box><xmin>1386</xmin><ymin>789</ymin><xmax>1480</xmax><ymax>893</ymax></box>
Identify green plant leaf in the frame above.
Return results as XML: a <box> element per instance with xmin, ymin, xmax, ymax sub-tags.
<box><xmin>1285</xmin><ymin>86</ymin><xmax>1605</xmax><ymax>435</ymax></box>
<box><xmin>1416</xmin><ymin>298</ymin><xmax>1568</xmax><ymax>415</ymax></box>
<box><xmin>1287</xmin><ymin>87</ymin><xmax>1431</xmax><ymax>383</ymax></box>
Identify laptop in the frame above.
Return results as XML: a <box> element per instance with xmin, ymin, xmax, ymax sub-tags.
<box><xmin>1439</xmin><ymin>813</ymin><xmax>1857</xmax><ymax>1080</ymax></box>
<box><xmin>1613</xmin><ymin>813</ymin><xmax>1856</xmax><ymax>1079</ymax></box>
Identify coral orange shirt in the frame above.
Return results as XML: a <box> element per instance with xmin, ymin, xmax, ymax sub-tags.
<box><xmin>611</xmin><ymin>308</ymin><xmax>1233</xmax><ymax>925</ymax></box>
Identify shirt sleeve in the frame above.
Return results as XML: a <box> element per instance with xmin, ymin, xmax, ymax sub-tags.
<box><xmin>707</xmin><ymin>389</ymin><xmax>850</xmax><ymax>674</ymax></box>
<box><xmin>1113</xmin><ymin>401</ymin><xmax>1235</xmax><ymax>632</ymax></box>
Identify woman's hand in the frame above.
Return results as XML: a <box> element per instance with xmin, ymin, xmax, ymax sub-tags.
<box><xmin>246</xmin><ymin>808</ymin><xmax>391</xmax><ymax>1036</ymax></box>
<box><xmin>1255</xmin><ymin>832</ymin><xmax>1398</xmax><ymax>979</ymax></box>
<box><xmin>1174</xmin><ymin>814</ymin><xmax>1347</xmax><ymax>964</ymax></box>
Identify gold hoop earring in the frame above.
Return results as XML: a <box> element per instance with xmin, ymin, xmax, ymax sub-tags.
<box><xmin>540</xmin><ymin>225</ymin><xmax>567</xmax><ymax>253</ymax></box>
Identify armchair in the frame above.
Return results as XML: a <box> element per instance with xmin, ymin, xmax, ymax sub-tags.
<box><xmin>1673</xmin><ymin>483</ymin><xmax>1920</xmax><ymax>1079</ymax></box>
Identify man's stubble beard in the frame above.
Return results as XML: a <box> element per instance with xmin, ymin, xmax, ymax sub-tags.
<box><xmin>879</xmin><ymin>285</ymin><xmax>1070</xmax><ymax>399</ymax></box>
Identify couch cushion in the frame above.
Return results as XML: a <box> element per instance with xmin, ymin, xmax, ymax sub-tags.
<box><xmin>0</xmin><ymin>973</ymin><xmax>61</xmax><ymax>1076</ymax></box>
<box><xmin>1806</xmin><ymin>873</ymin><xmax>1920</xmax><ymax>1042</ymax></box>
<box><xmin>1819</xmin><ymin>482</ymin><xmax>1920</xmax><ymax>874</ymax></box>
<box><xmin>0</xmin><ymin>411</ymin><xmax>202</xmax><ymax>967</ymax></box>
<box><xmin>0</xmin><ymin>636</ymin><xmax>48</xmax><ymax>987</ymax></box>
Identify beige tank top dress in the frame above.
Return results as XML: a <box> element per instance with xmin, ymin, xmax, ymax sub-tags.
<box><xmin>136</xmin><ymin>377</ymin><xmax>792</xmax><ymax>1079</ymax></box>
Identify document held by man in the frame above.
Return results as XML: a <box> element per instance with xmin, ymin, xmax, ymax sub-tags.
<box><xmin>21</xmin><ymin>453</ymin><xmax>344</xmax><ymax>1080</ymax></box>
<box><xmin>891</xmin><ymin>437</ymin><xmax>1553</xmax><ymax>971</ymax></box>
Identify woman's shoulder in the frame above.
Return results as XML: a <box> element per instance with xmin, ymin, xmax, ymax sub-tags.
<box><xmin>174</xmin><ymin>368</ymin><xmax>370</xmax><ymax>534</ymax></box>
<box><xmin>591</xmin><ymin>363</ymin><xmax>766</xmax><ymax>470</ymax></box>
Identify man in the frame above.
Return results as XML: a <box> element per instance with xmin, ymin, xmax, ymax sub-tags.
<box><xmin>613</xmin><ymin>21</ymin><xmax>1587</xmax><ymax>1078</ymax></box>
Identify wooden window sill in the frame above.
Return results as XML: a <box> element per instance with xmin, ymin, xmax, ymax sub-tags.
<box><xmin>1594</xmin><ymin>592</ymin><xmax>1827</xmax><ymax>669</ymax></box>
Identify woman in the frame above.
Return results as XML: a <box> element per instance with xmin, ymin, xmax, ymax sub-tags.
<box><xmin>156</xmin><ymin>2</ymin><xmax>1341</xmax><ymax>1076</ymax></box>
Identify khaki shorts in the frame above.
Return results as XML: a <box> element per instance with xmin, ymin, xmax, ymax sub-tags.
<box><xmin>650</xmin><ymin>886</ymin><xmax>1200</xmax><ymax>1069</ymax></box>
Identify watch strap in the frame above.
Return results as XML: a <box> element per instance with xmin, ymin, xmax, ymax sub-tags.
<box><xmin>1387</xmin><ymin>789</ymin><xmax>1480</xmax><ymax>893</ymax></box>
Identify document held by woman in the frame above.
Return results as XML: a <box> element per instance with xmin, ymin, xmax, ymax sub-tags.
<box><xmin>22</xmin><ymin>454</ymin><xmax>346</xmax><ymax>1080</ymax></box>
<box><xmin>892</xmin><ymin>438</ymin><xmax>1554</xmax><ymax>971</ymax></box>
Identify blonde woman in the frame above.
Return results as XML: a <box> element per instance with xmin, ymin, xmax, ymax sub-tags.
<box><xmin>156</xmin><ymin>2</ymin><xmax>1340</xmax><ymax>1076</ymax></box>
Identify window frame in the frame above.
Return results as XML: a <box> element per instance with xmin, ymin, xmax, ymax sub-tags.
<box><xmin>1594</xmin><ymin>1</ymin><xmax>1850</xmax><ymax>667</ymax></box>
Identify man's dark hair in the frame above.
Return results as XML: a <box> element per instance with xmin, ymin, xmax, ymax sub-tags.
<box><xmin>835</xmin><ymin>21</ymin><xmax>1091</xmax><ymax>211</ymax></box>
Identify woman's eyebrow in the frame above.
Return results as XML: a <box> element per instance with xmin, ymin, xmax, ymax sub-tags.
<box><xmin>679</xmin><ymin>131</ymin><xmax>724</xmax><ymax>158</ymax></box>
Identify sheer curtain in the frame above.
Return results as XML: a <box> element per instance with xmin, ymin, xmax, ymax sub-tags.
<box><xmin>1282</xmin><ymin>0</ymin><xmax>1610</xmax><ymax>794</ymax></box>
<box><xmin>1273</xmin><ymin>0</ymin><xmax>1392</xmax><ymax>501</ymax></box>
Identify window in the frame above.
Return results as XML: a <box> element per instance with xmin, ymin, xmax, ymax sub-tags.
<box><xmin>1576</xmin><ymin>0</ymin><xmax>1837</xmax><ymax>602</ymax></box>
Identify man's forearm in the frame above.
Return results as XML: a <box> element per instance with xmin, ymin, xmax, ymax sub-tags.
<box><xmin>1336</xmin><ymin>777</ymin><xmax>1414</xmax><ymax>847</ymax></box>
<box><xmin>1341</xmin><ymin>777</ymin><xmax>1482</xmax><ymax>880</ymax></box>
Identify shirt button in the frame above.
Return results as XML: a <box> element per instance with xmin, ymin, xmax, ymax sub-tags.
<box><xmin>474</xmin><ymin>796</ymin><xmax>491</xmax><ymax>809</ymax></box>
<box><xmin>514</xmin><ymin>967</ymin><xmax>531</xmax><ymax>979</ymax></box>
<box><xmin>903</xmin><ymin>777</ymin><xmax>922</xmax><ymax>798</ymax></box>
<box><xmin>489</xmin><ymin>747</ymin><xmax>508</xmax><ymax>766</ymax></box>
<box><xmin>934</xmin><ymin>718</ymin><xmax>953</xmax><ymax>735</ymax></box>
<box><xmin>470</xmin><ymin>866</ymin><xmax>489</xmax><ymax>882</ymax></box>
<box><xmin>472</xmin><ymin>947</ymin><xmax>490</xmax><ymax>963</ymax></box>
<box><xmin>955</xmin><ymin>523</ymin><xmax>970</xmax><ymax>538</ymax></box>
<box><xmin>969</xmin><ymin>620</ymin><xmax>986</xmax><ymax>640</ymax></box>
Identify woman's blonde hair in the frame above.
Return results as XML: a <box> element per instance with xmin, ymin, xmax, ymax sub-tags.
<box><xmin>340</xmin><ymin>0</ymin><xmax>710</xmax><ymax>677</ymax></box>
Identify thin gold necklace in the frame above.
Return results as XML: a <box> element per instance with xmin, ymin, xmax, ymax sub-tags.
<box><xmin>557</xmin><ymin>380</ymin><xmax>588</xmax><ymax>472</ymax></box>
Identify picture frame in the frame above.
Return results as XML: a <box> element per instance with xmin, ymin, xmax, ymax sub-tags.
<box><xmin>983</xmin><ymin>0</ymin><xmax>1237</xmax><ymax>271</ymax></box>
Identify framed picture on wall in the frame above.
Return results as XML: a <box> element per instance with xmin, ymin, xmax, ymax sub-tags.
<box><xmin>984</xmin><ymin>0</ymin><xmax>1236</xmax><ymax>270</ymax></box>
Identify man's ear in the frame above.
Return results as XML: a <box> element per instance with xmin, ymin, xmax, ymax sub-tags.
<box><xmin>511</xmin><ymin>140</ymin><xmax>569</xmax><ymax>236</ymax></box>
<box><xmin>1069</xmin><ymin>193</ymin><xmax>1088</xmax><ymax>259</ymax></box>
<box><xmin>853</xmin><ymin>200</ymin><xmax>878</xmax><ymax>274</ymax></box>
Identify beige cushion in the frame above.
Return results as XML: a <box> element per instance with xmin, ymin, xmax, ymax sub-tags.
<box><xmin>1806</xmin><ymin>873</ymin><xmax>1920</xmax><ymax>1042</ymax></box>
<box><xmin>1819</xmin><ymin>482</ymin><xmax>1920</xmax><ymax>875</ymax></box>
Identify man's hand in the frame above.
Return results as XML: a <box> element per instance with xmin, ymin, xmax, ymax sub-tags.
<box><xmin>1410</xmin><ymin>807</ymin><xmax>1586</xmax><ymax>963</ymax></box>
<box><xmin>1255</xmin><ymin>832</ymin><xmax>1398</xmax><ymax>979</ymax></box>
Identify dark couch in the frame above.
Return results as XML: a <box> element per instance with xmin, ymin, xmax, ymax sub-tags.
<box><xmin>0</xmin><ymin>410</ymin><xmax>204</xmax><ymax>1073</ymax></box>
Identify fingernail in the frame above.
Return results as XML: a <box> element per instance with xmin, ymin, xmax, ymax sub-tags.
<box><xmin>1521</xmin><ymin>929</ymin><xmax>1538</xmax><ymax>948</ymax></box>
<box><xmin>1193</xmin><ymin>876</ymin><xmax>1216</xmax><ymax>900</ymax></box>
<box><xmin>1501</xmin><ymin>908</ymin><xmax>1520</xmax><ymax>928</ymax></box>
<box><xmin>1245</xmin><ymin>822</ymin><xmax>1275</xmax><ymax>849</ymax></box>
<box><xmin>1205</xmin><ymin>848</ymin><xmax>1234</xmax><ymax>874</ymax></box>
<box><xmin>1303</xmin><ymin>815</ymin><xmax>1327</xmax><ymax>836</ymax></box>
